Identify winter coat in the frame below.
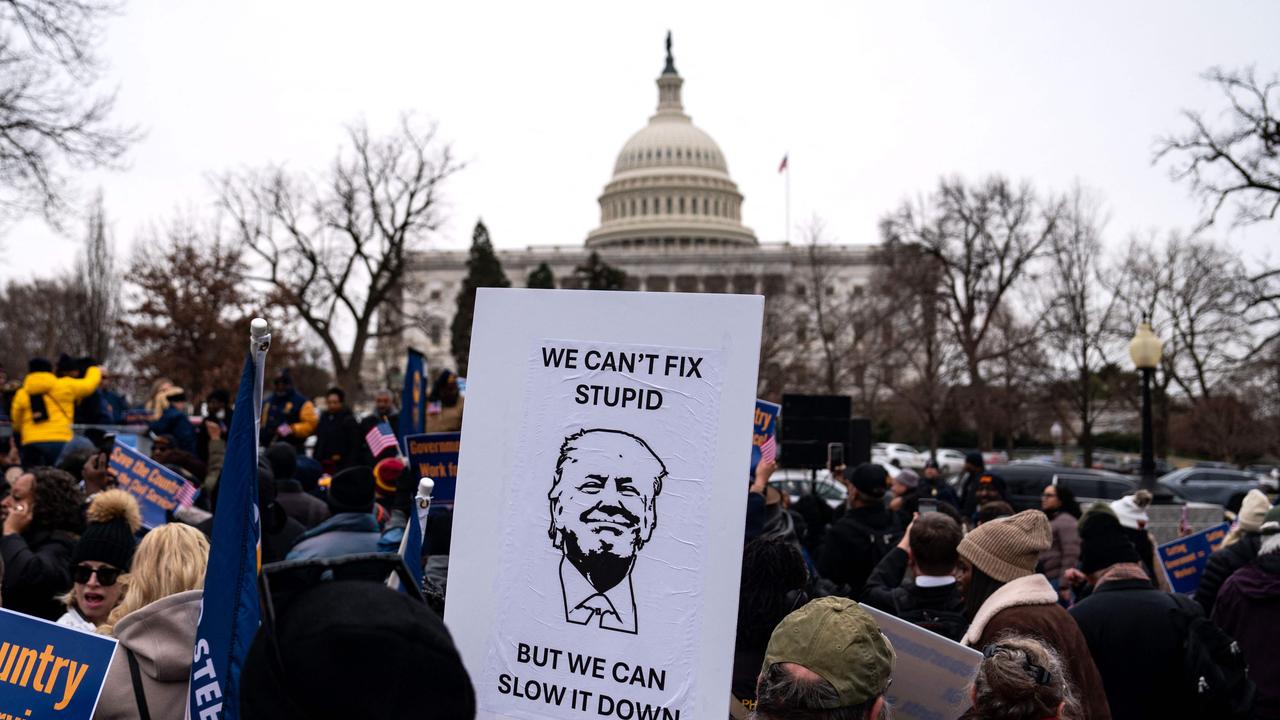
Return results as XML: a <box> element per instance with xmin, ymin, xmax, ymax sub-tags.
<box><xmin>94</xmin><ymin>589</ymin><xmax>202</xmax><ymax>720</ymax></box>
<box><xmin>148</xmin><ymin>406</ymin><xmax>197</xmax><ymax>455</ymax></box>
<box><xmin>919</xmin><ymin>478</ymin><xmax>960</xmax><ymax>510</ymax></box>
<box><xmin>1213</xmin><ymin>552</ymin><xmax>1280</xmax><ymax>720</ymax></box>
<box><xmin>963</xmin><ymin>573</ymin><xmax>1112</xmax><ymax>720</ymax></box>
<box><xmin>286</xmin><ymin>512</ymin><xmax>382</xmax><ymax>561</ymax></box>
<box><xmin>1040</xmin><ymin>511</ymin><xmax>1081</xmax><ymax>583</ymax></box>
<box><xmin>275</xmin><ymin>478</ymin><xmax>331</xmax><ymax>529</ymax></box>
<box><xmin>0</xmin><ymin>529</ymin><xmax>77</xmax><ymax>620</ymax></box>
<box><xmin>10</xmin><ymin>367</ymin><xmax>101</xmax><ymax>444</ymax></box>
<box><xmin>425</xmin><ymin>554</ymin><xmax>449</xmax><ymax>593</ymax></box>
<box><xmin>1195</xmin><ymin>532</ymin><xmax>1262</xmax><ymax>617</ymax></box>
<box><xmin>314</xmin><ymin>408</ymin><xmax>362</xmax><ymax>471</ymax></box>
<box><xmin>259</xmin><ymin>389</ymin><xmax>318</xmax><ymax>448</ymax></box>
<box><xmin>956</xmin><ymin>469</ymin><xmax>983</xmax><ymax>518</ymax></box>
<box><xmin>1070</xmin><ymin>577</ymin><xmax>1200</xmax><ymax>720</ymax></box>
<box><xmin>862</xmin><ymin>546</ymin><xmax>967</xmax><ymax>641</ymax></box>
<box><xmin>817</xmin><ymin>504</ymin><xmax>903</xmax><ymax>595</ymax></box>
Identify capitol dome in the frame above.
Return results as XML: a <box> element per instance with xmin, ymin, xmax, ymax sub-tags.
<box><xmin>585</xmin><ymin>36</ymin><xmax>757</xmax><ymax>250</ymax></box>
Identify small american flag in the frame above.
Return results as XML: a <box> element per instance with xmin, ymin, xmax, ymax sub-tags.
<box><xmin>760</xmin><ymin>434</ymin><xmax>777</xmax><ymax>464</ymax></box>
<box><xmin>366</xmin><ymin>421</ymin><xmax>399</xmax><ymax>457</ymax></box>
<box><xmin>176</xmin><ymin>480</ymin><xmax>198</xmax><ymax>507</ymax></box>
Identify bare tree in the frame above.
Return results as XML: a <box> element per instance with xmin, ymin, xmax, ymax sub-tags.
<box><xmin>119</xmin><ymin>216</ymin><xmax>305</xmax><ymax>401</ymax></box>
<box><xmin>881</xmin><ymin>176</ymin><xmax>1063</xmax><ymax>449</ymax></box>
<box><xmin>0</xmin><ymin>275</ymin><xmax>84</xmax><ymax>372</ymax></box>
<box><xmin>877</xmin><ymin>238</ymin><xmax>958</xmax><ymax>455</ymax></box>
<box><xmin>786</xmin><ymin>218</ymin><xmax>895</xmax><ymax>417</ymax></box>
<box><xmin>1116</xmin><ymin>233</ymin><xmax>1254</xmax><ymax>458</ymax></box>
<box><xmin>69</xmin><ymin>189</ymin><xmax>117</xmax><ymax>361</ymax></box>
<box><xmin>218</xmin><ymin>117</ymin><xmax>462</xmax><ymax>398</ymax></box>
<box><xmin>1156</xmin><ymin>67</ymin><xmax>1279</xmax><ymax>230</ymax></box>
<box><xmin>0</xmin><ymin>0</ymin><xmax>136</xmax><ymax>227</ymax></box>
<box><xmin>795</xmin><ymin>218</ymin><xmax>847</xmax><ymax>394</ymax></box>
<box><xmin>1041</xmin><ymin>188</ymin><xmax>1123</xmax><ymax>466</ymax></box>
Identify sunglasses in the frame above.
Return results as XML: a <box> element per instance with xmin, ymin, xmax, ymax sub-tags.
<box><xmin>73</xmin><ymin>564</ymin><xmax>122</xmax><ymax>586</ymax></box>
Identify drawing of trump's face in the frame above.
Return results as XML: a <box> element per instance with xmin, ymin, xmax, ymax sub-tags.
<box><xmin>549</xmin><ymin>429</ymin><xmax>666</xmax><ymax>590</ymax></box>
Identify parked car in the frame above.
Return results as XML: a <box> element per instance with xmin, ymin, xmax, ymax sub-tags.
<box><xmin>771</xmin><ymin>462</ymin><xmax>901</xmax><ymax>509</ymax></box>
<box><xmin>1118</xmin><ymin>457</ymin><xmax>1174</xmax><ymax>478</ymax></box>
<box><xmin>997</xmin><ymin>463</ymin><xmax>1170</xmax><ymax>513</ymax></box>
<box><xmin>1158</xmin><ymin>468</ymin><xmax>1263</xmax><ymax>512</ymax></box>
<box><xmin>1245</xmin><ymin>465</ymin><xmax>1280</xmax><ymax>492</ymax></box>
<box><xmin>920</xmin><ymin>448</ymin><xmax>968</xmax><ymax>476</ymax></box>
<box><xmin>872</xmin><ymin>443</ymin><xmax>925</xmax><ymax>469</ymax></box>
<box><xmin>771</xmin><ymin>469</ymin><xmax>846</xmax><ymax>508</ymax></box>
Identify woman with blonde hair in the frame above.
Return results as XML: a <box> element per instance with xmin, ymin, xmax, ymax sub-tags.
<box><xmin>94</xmin><ymin>522</ymin><xmax>209</xmax><ymax>720</ymax></box>
<box><xmin>971</xmin><ymin>635</ymin><xmax>1082</xmax><ymax>719</ymax></box>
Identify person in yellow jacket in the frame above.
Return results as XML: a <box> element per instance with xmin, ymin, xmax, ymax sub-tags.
<box><xmin>10</xmin><ymin>357</ymin><xmax>102</xmax><ymax>467</ymax></box>
<box><xmin>260</xmin><ymin>368</ymin><xmax>319</xmax><ymax>451</ymax></box>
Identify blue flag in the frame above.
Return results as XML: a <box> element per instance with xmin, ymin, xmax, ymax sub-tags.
<box><xmin>399</xmin><ymin>348</ymin><xmax>427</xmax><ymax>452</ymax></box>
<box><xmin>400</xmin><ymin>501</ymin><xmax>425</xmax><ymax>592</ymax></box>
<box><xmin>188</xmin><ymin>346</ymin><xmax>266</xmax><ymax>720</ymax></box>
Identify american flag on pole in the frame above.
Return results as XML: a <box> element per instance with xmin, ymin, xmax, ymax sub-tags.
<box><xmin>366</xmin><ymin>421</ymin><xmax>399</xmax><ymax>457</ymax></box>
<box><xmin>176</xmin><ymin>480</ymin><xmax>198</xmax><ymax>507</ymax></box>
<box><xmin>760</xmin><ymin>434</ymin><xmax>777</xmax><ymax>464</ymax></box>
<box><xmin>778</xmin><ymin>154</ymin><xmax>789</xmax><ymax>173</ymax></box>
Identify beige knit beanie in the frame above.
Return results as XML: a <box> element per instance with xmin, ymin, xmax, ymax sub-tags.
<box><xmin>958</xmin><ymin>509</ymin><xmax>1053</xmax><ymax>583</ymax></box>
<box><xmin>1238</xmin><ymin>489</ymin><xmax>1272</xmax><ymax>534</ymax></box>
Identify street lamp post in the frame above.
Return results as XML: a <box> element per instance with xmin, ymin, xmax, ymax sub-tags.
<box><xmin>1050</xmin><ymin>421</ymin><xmax>1063</xmax><ymax>464</ymax></box>
<box><xmin>1129</xmin><ymin>320</ymin><xmax>1164</xmax><ymax>491</ymax></box>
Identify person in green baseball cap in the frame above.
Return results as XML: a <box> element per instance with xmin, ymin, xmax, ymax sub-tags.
<box><xmin>753</xmin><ymin>596</ymin><xmax>895</xmax><ymax>719</ymax></box>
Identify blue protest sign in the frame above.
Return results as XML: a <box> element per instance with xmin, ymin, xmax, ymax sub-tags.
<box><xmin>1157</xmin><ymin>522</ymin><xmax>1230</xmax><ymax>594</ymax></box>
<box><xmin>108</xmin><ymin>441</ymin><xmax>196</xmax><ymax>528</ymax></box>
<box><xmin>750</xmin><ymin>399</ymin><xmax>781</xmax><ymax>477</ymax></box>
<box><xmin>0</xmin><ymin>607</ymin><xmax>118</xmax><ymax>718</ymax></box>
<box><xmin>406</xmin><ymin>432</ymin><xmax>460</xmax><ymax>507</ymax></box>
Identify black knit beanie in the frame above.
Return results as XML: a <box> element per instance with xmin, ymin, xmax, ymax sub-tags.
<box><xmin>1079</xmin><ymin>511</ymin><xmax>1141</xmax><ymax>575</ymax></box>
<box><xmin>72</xmin><ymin>490</ymin><xmax>142</xmax><ymax>571</ymax></box>
<box><xmin>327</xmin><ymin>466</ymin><xmax>375</xmax><ymax>514</ymax></box>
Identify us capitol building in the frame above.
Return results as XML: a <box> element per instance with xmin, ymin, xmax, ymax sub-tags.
<box><xmin>396</xmin><ymin>37</ymin><xmax>877</xmax><ymax>373</ymax></box>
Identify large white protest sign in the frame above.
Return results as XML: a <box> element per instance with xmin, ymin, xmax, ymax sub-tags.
<box><xmin>446</xmin><ymin>288</ymin><xmax>763</xmax><ymax>720</ymax></box>
<box><xmin>861</xmin><ymin>604</ymin><xmax>982</xmax><ymax>720</ymax></box>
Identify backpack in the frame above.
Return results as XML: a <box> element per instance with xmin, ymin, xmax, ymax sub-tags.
<box><xmin>897</xmin><ymin>605</ymin><xmax>969</xmax><ymax>642</ymax></box>
<box><xmin>29</xmin><ymin>393</ymin><xmax>49</xmax><ymax>423</ymax></box>
<box><xmin>1169</xmin><ymin>594</ymin><xmax>1255</xmax><ymax>719</ymax></box>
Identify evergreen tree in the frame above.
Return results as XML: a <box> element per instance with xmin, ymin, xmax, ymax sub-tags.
<box><xmin>574</xmin><ymin>251</ymin><xmax>627</xmax><ymax>291</ymax></box>
<box><xmin>527</xmin><ymin>262</ymin><xmax>556</xmax><ymax>289</ymax></box>
<box><xmin>451</xmin><ymin>220</ymin><xmax>510</xmax><ymax>375</ymax></box>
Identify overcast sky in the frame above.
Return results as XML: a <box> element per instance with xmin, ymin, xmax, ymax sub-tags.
<box><xmin>2</xmin><ymin>0</ymin><xmax>1278</xmax><ymax>281</ymax></box>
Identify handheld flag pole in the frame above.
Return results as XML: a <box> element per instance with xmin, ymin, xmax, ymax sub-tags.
<box><xmin>390</xmin><ymin>477</ymin><xmax>433</xmax><ymax>592</ymax></box>
<box><xmin>188</xmin><ymin>317</ymin><xmax>271</xmax><ymax>720</ymax></box>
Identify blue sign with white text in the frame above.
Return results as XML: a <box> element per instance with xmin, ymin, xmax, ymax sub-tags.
<box><xmin>406</xmin><ymin>432</ymin><xmax>461</xmax><ymax>507</ymax></box>
<box><xmin>0</xmin><ymin>607</ymin><xmax>118</xmax><ymax>718</ymax></box>
<box><xmin>108</xmin><ymin>441</ymin><xmax>194</xmax><ymax>528</ymax></box>
<box><xmin>1157</xmin><ymin>522</ymin><xmax>1230</xmax><ymax>594</ymax></box>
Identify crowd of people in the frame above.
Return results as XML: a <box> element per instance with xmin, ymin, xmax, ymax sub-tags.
<box><xmin>0</xmin><ymin>351</ymin><xmax>1276</xmax><ymax>719</ymax></box>
<box><xmin>740</xmin><ymin>452</ymin><xmax>1275</xmax><ymax>720</ymax></box>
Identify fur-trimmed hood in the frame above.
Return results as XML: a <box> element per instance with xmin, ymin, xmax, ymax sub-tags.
<box><xmin>962</xmin><ymin>573</ymin><xmax>1058</xmax><ymax>646</ymax></box>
